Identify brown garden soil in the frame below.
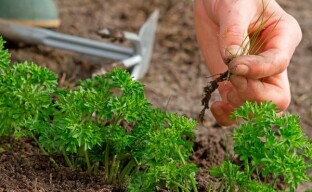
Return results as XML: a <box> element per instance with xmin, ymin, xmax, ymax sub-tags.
<box><xmin>1</xmin><ymin>0</ymin><xmax>312</xmax><ymax>191</ymax></box>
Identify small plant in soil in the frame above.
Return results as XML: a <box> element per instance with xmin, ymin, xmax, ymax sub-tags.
<box><xmin>0</xmin><ymin>37</ymin><xmax>198</xmax><ymax>192</ymax></box>
<box><xmin>210</xmin><ymin>101</ymin><xmax>312</xmax><ymax>191</ymax></box>
<box><xmin>199</xmin><ymin>1</ymin><xmax>280</xmax><ymax>121</ymax></box>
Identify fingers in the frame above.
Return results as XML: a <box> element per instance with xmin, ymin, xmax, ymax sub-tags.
<box><xmin>227</xmin><ymin>89</ymin><xmax>244</xmax><ymax>108</ymax></box>
<box><xmin>214</xmin><ymin>0</ymin><xmax>301</xmax><ymax>79</ymax></box>
<box><xmin>229</xmin><ymin>73</ymin><xmax>291</xmax><ymax>111</ymax></box>
<box><xmin>211</xmin><ymin>72</ymin><xmax>290</xmax><ymax>126</ymax></box>
<box><xmin>229</xmin><ymin>49</ymin><xmax>289</xmax><ymax>79</ymax></box>
<box><xmin>211</xmin><ymin>101</ymin><xmax>236</xmax><ymax>126</ymax></box>
<box><xmin>228</xmin><ymin>12</ymin><xmax>302</xmax><ymax>79</ymax></box>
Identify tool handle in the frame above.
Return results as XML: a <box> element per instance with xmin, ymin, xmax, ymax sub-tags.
<box><xmin>0</xmin><ymin>19</ymin><xmax>134</xmax><ymax>61</ymax></box>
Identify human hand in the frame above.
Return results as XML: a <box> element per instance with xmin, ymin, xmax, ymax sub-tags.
<box><xmin>194</xmin><ymin>0</ymin><xmax>302</xmax><ymax>125</ymax></box>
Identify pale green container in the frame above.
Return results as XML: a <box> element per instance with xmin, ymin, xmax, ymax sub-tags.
<box><xmin>0</xmin><ymin>0</ymin><xmax>60</xmax><ymax>28</ymax></box>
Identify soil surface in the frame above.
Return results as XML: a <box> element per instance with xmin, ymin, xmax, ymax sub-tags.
<box><xmin>1</xmin><ymin>0</ymin><xmax>312</xmax><ymax>191</ymax></box>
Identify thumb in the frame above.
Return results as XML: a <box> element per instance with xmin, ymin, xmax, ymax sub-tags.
<box><xmin>216</xmin><ymin>5</ymin><xmax>253</xmax><ymax>63</ymax></box>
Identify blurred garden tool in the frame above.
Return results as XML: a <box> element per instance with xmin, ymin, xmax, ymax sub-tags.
<box><xmin>0</xmin><ymin>10</ymin><xmax>159</xmax><ymax>80</ymax></box>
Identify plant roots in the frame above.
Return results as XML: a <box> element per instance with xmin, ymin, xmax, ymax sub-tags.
<box><xmin>199</xmin><ymin>70</ymin><xmax>229</xmax><ymax>122</ymax></box>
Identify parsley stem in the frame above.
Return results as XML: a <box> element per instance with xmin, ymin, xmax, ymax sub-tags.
<box><xmin>244</xmin><ymin>159</ymin><xmax>250</xmax><ymax>180</ymax></box>
<box><xmin>108</xmin><ymin>154</ymin><xmax>119</xmax><ymax>184</ymax></box>
<box><xmin>84</xmin><ymin>147</ymin><xmax>92</xmax><ymax>174</ymax></box>
<box><xmin>31</xmin><ymin>133</ymin><xmax>58</xmax><ymax>167</ymax></box>
<box><xmin>119</xmin><ymin>158</ymin><xmax>135</xmax><ymax>183</ymax></box>
<box><xmin>62</xmin><ymin>150</ymin><xmax>74</xmax><ymax>169</ymax></box>
<box><xmin>177</xmin><ymin>147</ymin><xmax>198</xmax><ymax>192</ymax></box>
<box><xmin>170</xmin><ymin>181</ymin><xmax>190</xmax><ymax>192</ymax></box>
<box><xmin>104</xmin><ymin>143</ymin><xmax>109</xmax><ymax>182</ymax></box>
<box><xmin>272</xmin><ymin>176</ymin><xmax>279</xmax><ymax>190</ymax></box>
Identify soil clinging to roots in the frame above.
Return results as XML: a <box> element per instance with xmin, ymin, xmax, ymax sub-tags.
<box><xmin>199</xmin><ymin>70</ymin><xmax>229</xmax><ymax>122</ymax></box>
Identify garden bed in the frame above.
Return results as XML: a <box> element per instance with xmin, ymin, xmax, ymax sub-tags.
<box><xmin>1</xmin><ymin>0</ymin><xmax>312</xmax><ymax>191</ymax></box>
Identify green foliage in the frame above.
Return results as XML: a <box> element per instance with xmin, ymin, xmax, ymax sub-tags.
<box><xmin>129</xmin><ymin>112</ymin><xmax>197</xmax><ymax>191</ymax></box>
<box><xmin>0</xmin><ymin>61</ymin><xmax>57</xmax><ymax>136</ymax></box>
<box><xmin>0</xmin><ymin>37</ymin><xmax>10</xmax><ymax>70</ymax></box>
<box><xmin>210</xmin><ymin>101</ymin><xmax>312</xmax><ymax>191</ymax></box>
<box><xmin>0</xmin><ymin>37</ymin><xmax>198</xmax><ymax>191</ymax></box>
<box><xmin>129</xmin><ymin>161</ymin><xmax>197</xmax><ymax>192</ymax></box>
<box><xmin>210</xmin><ymin>160</ymin><xmax>275</xmax><ymax>192</ymax></box>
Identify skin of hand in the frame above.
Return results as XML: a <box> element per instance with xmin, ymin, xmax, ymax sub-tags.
<box><xmin>194</xmin><ymin>0</ymin><xmax>302</xmax><ymax>125</ymax></box>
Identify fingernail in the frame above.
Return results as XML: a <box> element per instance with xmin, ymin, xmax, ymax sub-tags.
<box><xmin>233</xmin><ymin>64</ymin><xmax>249</xmax><ymax>75</ymax></box>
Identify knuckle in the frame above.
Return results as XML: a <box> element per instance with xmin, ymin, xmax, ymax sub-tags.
<box><xmin>274</xmin><ymin>52</ymin><xmax>290</xmax><ymax>74</ymax></box>
<box><xmin>285</xmin><ymin>14</ymin><xmax>302</xmax><ymax>43</ymax></box>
